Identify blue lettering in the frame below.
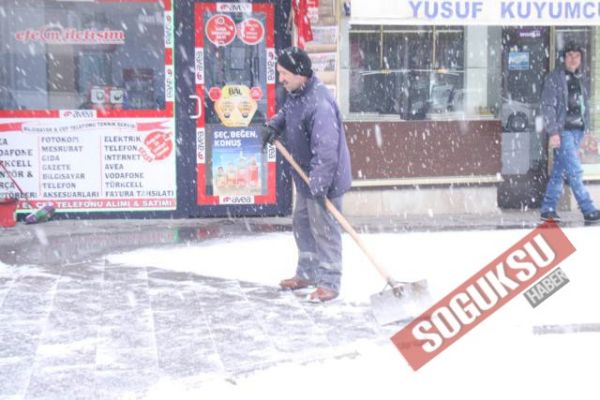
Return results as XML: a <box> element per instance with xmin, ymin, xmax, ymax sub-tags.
<box><xmin>501</xmin><ymin>1</ymin><xmax>515</xmax><ymax>19</ymax></box>
<box><xmin>407</xmin><ymin>0</ymin><xmax>488</xmax><ymax>21</ymax></box>
<box><xmin>498</xmin><ymin>1</ymin><xmax>599</xmax><ymax>21</ymax></box>
<box><xmin>441</xmin><ymin>1</ymin><xmax>453</xmax><ymax>18</ymax></box>
<box><xmin>565</xmin><ymin>2</ymin><xmax>581</xmax><ymax>18</ymax></box>
<box><xmin>583</xmin><ymin>2</ymin><xmax>595</xmax><ymax>18</ymax></box>
<box><xmin>532</xmin><ymin>1</ymin><xmax>546</xmax><ymax>18</ymax></box>
<box><xmin>516</xmin><ymin>2</ymin><xmax>531</xmax><ymax>18</ymax></box>
<box><xmin>409</xmin><ymin>1</ymin><xmax>422</xmax><ymax>18</ymax></box>
<box><xmin>424</xmin><ymin>1</ymin><xmax>438</xmax><ymax>18</ymax></box>
<box><xmin>548</xmin><ymin>1</ymin><xmax>562</xmax><ymax>18</ymax></box>
<box><xmin>472</xmin><ymin>2</ymin><xmax>483</xmax><ymax>18</ymax></box>
<box><xmin>455</xmin><ymin>1</ymin><xmax>469</xmax><ymax>18</ymax></box>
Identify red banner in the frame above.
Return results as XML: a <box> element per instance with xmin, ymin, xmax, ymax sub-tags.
<box><xmin>392</xmin><ymin>222</ymin><xmax>576</xmax><ymax>371</ymax></box>
<box><xmin>292</xmin><ymin>0</ymin><xmax>313</xmax><ymax>49</ymax></box>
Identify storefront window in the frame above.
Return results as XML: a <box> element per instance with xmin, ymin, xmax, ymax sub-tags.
<box><xmin>349</xmin><ymin>29</ymin><xmax>380</xmax><ymax>113</ymax></box>
<box><xmin>349</xmin><ymin>25</ymin><xmax>464</xmax><ymax>119</ymax></box>
<box><xmin>0</xmin><ymin>0</ymin><xmax>165</xmax><ymax>111</ymax></box>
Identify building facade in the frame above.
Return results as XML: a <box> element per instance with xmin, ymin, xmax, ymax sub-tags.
<box><xmin>1</xmin><ymin>0</ymin><xmax>599</xmax><ymax>219</ymax></box>
<box><xmin>331</xmin><ymin>0</ymin><xmax>600</xmax><ymax>215</ymax></box>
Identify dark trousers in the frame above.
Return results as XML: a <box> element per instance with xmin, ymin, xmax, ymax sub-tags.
<box><xmin>292</xmin><ymin>191</ymin><xmax>343</xmax><ymax>291</ymax></box>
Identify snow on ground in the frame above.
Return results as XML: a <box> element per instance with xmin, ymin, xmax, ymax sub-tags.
<box><xmin>108</xmin><ymin>226</ymin><xmax>600</xmax><ymax>399</ymax></box>
<box><xmin>107</xmin><ymin>226</ymin><xmax>600</xmax><ymax>321</ymax></box>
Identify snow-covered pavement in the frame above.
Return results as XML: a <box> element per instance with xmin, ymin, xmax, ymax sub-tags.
<box><xmin>0</xmin><ymin>218</ymin><xmax>598</xmax><ymax>399</ymax></box>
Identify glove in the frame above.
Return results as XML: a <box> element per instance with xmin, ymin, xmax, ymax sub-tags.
<box><xmin>261</xmin><ymin>124</ymin><xmax>279</xmax><ymax>149</ymax></box>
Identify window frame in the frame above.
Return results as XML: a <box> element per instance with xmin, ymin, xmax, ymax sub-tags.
<box><xmin>347</xmin><ymin>24</ymin><xmax>465</xmax><ymax>120</ymax></box>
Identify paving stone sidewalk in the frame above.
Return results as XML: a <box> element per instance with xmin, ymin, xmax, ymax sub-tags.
<box><xmin>0</xmin><ymin>210</ymin><xmax>589</xmax><ymax>399</ymax></box>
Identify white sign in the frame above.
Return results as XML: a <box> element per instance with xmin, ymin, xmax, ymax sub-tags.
<box><xmin>352</xmin><ymin>0</ymin><xmax>600</xmax><ymax>26</ymax></box>
<box><xmin>0</xmin><ymin>118</ymin><xmax>176</xmax><ymax>211</ymax></box>
<box><xmin>195</xmin><ymin>48</ymin><xmax>205</xmax><ymax>85</ymax></box>
<box><xmin>164</xmin><ymin>11</ymin><xmax>174</xmax><ymax>48</ymax></box>
<box><xmin>266</xmin><ymin>48</ymin><xmax>276</xmax><ymax>84</ymax></box>
<box><xmin>217</xmin><ymin>3</ymin><xmax>252</xmax><ymax>13</ymax></box>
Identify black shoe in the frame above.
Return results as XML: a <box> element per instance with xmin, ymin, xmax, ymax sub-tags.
<box><xmin>584</xmin><ymin>210</ymin><xmax>600</xmax><ymax>222</ymax></box>
<box><xmin>541</xmin><ymin>211</ymin><xmax>561</xmax><ymax>222</ymax></box>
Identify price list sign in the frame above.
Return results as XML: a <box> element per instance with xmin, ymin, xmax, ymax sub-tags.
<box><xmin>0</xmin><ymin>118</ymin><xmax>176</xmax><ymax>212</ymax></box>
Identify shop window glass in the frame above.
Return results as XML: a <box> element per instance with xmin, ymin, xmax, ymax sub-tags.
<box><xmin>432</xmin><ymin>30</ymin><xmax>464</xmax><ymax>112</ymax></box>
<box><xmin>381</xmin><ymin>31</ymin><xmax>432</xmax><ymax>118</ymax></box>
<box><xmin>349</xmin><ymin>25</ymin><xmax>464</xmax><ymax>120</ymax></box>
<box><xmin>0</xmin><ymin>0</ymin><xmax>165</xmax><ymax>111</ymax></box>
<box><xmin>349</xmin><ymin>30</ymin><xmax>380</xmax><ymax>113</ymax></box>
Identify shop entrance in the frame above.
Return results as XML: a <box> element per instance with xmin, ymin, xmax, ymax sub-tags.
<box><xmin>498</xmin><ymin>27</ymin><xmax>550</xmax><ymax>209</ymax></box>
<box><xmin>0</xmin><ymin>0</ymin><xmax>293</xmax><ymax>219</ymax></box>
<box><xmin>498</xmin><ymin>26</ymin><xmax>594</xmax><ymax>209</ymax></box>
<box><xmin>175</xmin><ymin>0</ymin><xmax>292</xmax><ymax>217</ymax></box>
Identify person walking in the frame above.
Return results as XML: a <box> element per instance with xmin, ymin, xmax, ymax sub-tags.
<box><xmin>540</xmin><ymin>41</ymin><xmax>600</xmax><ymax>223</ymax></box>
<box><xmin>262</xmin><ymin>46</ymin><xmax>352</xmax><ymax>302</ymax></box>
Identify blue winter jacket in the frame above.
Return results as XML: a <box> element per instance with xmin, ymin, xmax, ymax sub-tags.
<box><xmin>541</xmin><ymin>66</ymin><xmax>590</xmax><ymax>136</ymax></box>
<box><xmin>268</xmin><ymin>75</ymin><xmax>352</xmax><ymax>199</ymax></box>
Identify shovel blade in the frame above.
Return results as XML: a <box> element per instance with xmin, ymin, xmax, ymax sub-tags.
<box><xmin>370</xmin><ymin>279</ymin><xmax>432</xmax><ymax>326</ymax></box>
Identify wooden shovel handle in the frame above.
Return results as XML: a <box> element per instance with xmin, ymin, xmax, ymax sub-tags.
<box><xmin>273</xmin><ymin>140</ymin><xmax>396</xmax><ymax>285</ymax></box>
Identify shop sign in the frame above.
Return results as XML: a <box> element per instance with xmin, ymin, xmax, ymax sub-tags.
<box><xmin>352</xmin><ymin>0</ymin><xmax>600</xmax><ymax>26</ymax></box>
<box><xmin>0</xmin><ymin>119</ymin><xmax>176</xmax><ymax>211</ymax></box>
<box><xmin>217</xmin><ymin>3</ymin><xmax>252</xmax><ymax>13</ymax></box>
<box><xmin>15</xmin><ymin>25</ymin><xmax>125</xmax><ymax>45</ymax></box>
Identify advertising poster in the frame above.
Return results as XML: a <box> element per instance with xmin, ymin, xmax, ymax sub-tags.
<box><xmin>208</xmin><ymin>126</ymin><xmax>263</xmax><ymax>199</ymax></box>
<box><xmin>0</xmin><ymin>118</ymin><xmax>176</xmax><ymax>211</ymax></box>
<box><xmin>195</xmin><ymin>3</ymin><xmax>276</xmax><ymax>206</ymax></box>
<box><xmin>0</xmin><ymin>0</ymin><xmax>175</xmax><ymax>213</ymax></box>
<box><xmin>310</xmin><ymin>52</ymin><xmax>337</xmax><ymax>85</ymax></box>
<box><xmin>508</xmin><ymin>51</ymin><xmax>530</xmax><ymax>71</ymax></box>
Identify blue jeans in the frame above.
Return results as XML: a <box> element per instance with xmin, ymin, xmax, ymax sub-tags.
<box><xmin>292</xmin><ymin>191</ymin><xmax>343</xmax><ymax>292</ymax></box>
<box><xmin>541</xmin><ymin>130</ymin><xmax>596</xmax><ymax>215</ymax></box>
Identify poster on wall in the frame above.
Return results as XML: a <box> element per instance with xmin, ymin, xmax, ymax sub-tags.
<box><xmin>0</xmin><ymin>0</ymin><xmax>175</xmax><ymax>213</ymax></box>
<box><xmin>310</xmin><ymin>51</ymin><xmax>337</xmax><ymax>85</ymax></box>
<box><xmin>209</xmin><ymin>127</ymin><xmax>263</xmax><ymax>198</ymax></box>
<box><xmin>508</xmin><ymin>51</ymin><xmax>530</xmax><ymax>71</ymax></box>
<box><xmin>195</xmin><ymin>2</ymin><xmax>276</xmax><ymax>206</ymax></box>
<box><xmin>305</xmin><ymin>25</ymin><xmax>337</xmax><ymax>52</ymax></box>
<box><xmin>0</xmin><ymin>118</ymin><xmax>176</xmax><ymax>211</ymax></box>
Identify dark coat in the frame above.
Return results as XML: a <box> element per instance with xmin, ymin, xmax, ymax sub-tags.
<box><xmin>541</xmin><ymin>66</ymin><xmax>590</xmax><ymax>136</ymax></box>
<box><xmin>268</xmin><ymin>76</ymin><xmax>352</xmax><ymax>199</ymax></box>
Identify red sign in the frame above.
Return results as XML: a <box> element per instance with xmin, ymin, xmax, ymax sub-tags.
<box><xmin>140</xmin><ymin>131</ymin><xmax>173</xmax><ymax>162</ymax></box>
<box><xmin>236</xmin><ymin>18</ymin><xmax>264</xmax><ymax>45</ymax></box>
<box><xmin>208</xmin><ymin>87</ymin><xmax>222</xmax><ymax>101</ymax></box>
<box><xmin>250</xmin><ymin>87</ymin><xmax>263</xmax><ymax>101</ymax></box>
<box><xmin>392</xmin><ymin>222</ymin><xmax>576</xmax><ymax>371</ymax></box>
<box><xmin>205</xmin><ymin>14</ymin><xmax>236</xmax><ymax>47</ymax></box>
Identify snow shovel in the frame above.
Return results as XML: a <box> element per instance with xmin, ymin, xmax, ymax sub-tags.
<box><xmin>273</xmin><ymin>140</ymin><xmax>432</xmax><ymax>325</ymax></box>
